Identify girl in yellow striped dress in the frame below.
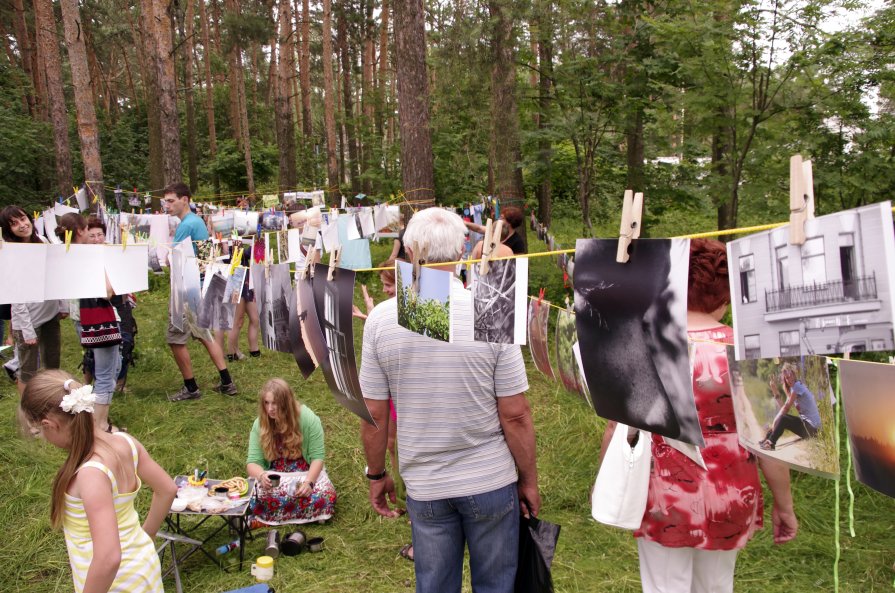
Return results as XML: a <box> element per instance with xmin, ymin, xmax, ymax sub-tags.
<box><xmin>21</xmin><ymin>370</ymin><xmax>177</xmax><ymax>593</ymax></box>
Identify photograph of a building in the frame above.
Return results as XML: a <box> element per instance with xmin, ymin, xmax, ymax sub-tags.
<box><xmin>728</xmin><ymin>202</ymin><xmax>895</xmax><ymax>359</ymax></box>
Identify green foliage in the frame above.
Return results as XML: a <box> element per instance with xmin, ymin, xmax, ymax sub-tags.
<box><xmin>395</xmin><ymin>264</ymin><xmax>450</xmax><ymax>341</ymax></box>
<box><xmin>208</xmin><ymin>139</ymin><xmax>278</xmax><ymax>192</ymax></box>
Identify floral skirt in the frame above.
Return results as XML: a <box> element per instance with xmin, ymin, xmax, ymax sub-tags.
<box><xmin>249</xmin><ymin>457</ymin><xmax>337</xmax><ymax>527</ymax></box>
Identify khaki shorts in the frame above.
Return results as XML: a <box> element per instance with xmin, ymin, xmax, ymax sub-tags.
<box><xmin>167</xmin><ymin>310</ymin><xmax>215</xmax><ymax>345</ymax></box>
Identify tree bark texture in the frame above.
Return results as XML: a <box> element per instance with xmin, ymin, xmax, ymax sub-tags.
<box><xmin>488</xmin><ymin>0</ymin><xmax>525</xmax><ymax>202</ymax></box>
<box><xmin>152</xmin><ymin>0</ymin><xmax>183</xmax><ymax>185</ymax></box>
<box><xmin>338</xmin><ymin>7</ymin><xmax>360</xmax><ymax>192</ymax></box>
<box><xmin>181</xmin><ymin>0</ymin><xmax>199</xmax><ymax>191</ymax></box>
<box><xmin>136</xmin><ymin>4</ymin><xmax>165</xmax><ymax>192</ymax></box>
<box><xmin>276</xmin><ymin>0</ymin><xmax>297</xmax><ymax>189</ymax></box>
<box><xmin>393</xmin><ymin>0</ymin><xmax>435</xmax><ymax>202</ymax></box>
<box><xmin>11</xmin><ymin>0</ymin><xmax>37</xmax><ymax>116</ymax></box>
<box><xmin>536</xmin><ymin>26</ymin><xmax>553</xmax><ymax>228</ymax></box>
<box><xmin>60</xmin><ymin>0</ymin><xmax>104</xmax><ymax>200</ymax></box>
<box><xmin>299</xmin><ymin>0</ymin><xmax>312</xmax><ymax>139</ymax></box>
<box><xmin>198</xmin><ymin>0</ymin><xmax>220</xmax><ymax>194</ymax></box>
<box><xmin>321</xmin><ymin>0</ymin><xmax>340</xmax><ymax>195</ymax></box>
<box><xmin>34</xmin><ymin>0</ymin><xmax>73</xmax><ymax>196</ymax></box>
<box><xmin>225</xmin><ymin>0</ymin><xmax>255</xmax><ymax>194</ymax></box>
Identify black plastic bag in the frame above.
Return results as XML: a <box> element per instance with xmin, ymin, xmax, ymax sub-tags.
<box><xmin>514</xmin><ymin>515</ymin><xmax>561</xmax><ymax>593</ymax></box>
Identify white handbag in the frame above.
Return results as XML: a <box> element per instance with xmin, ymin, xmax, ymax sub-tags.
<box><xmin>590</xmin><ymin>423</ymin><xmax>652</xmax><ymax>530</ymax></box>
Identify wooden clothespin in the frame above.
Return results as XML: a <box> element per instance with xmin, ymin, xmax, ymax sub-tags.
<box><xmin>789</xmin><ymin>155</ymin><xmax>815</xmax><ymax>246</ymax></box>
<box><xmin>121</xmin><ymin>231</ymin><xmax>127</xmax><ymax>251</ymax></box>
<box><xmin>479</xmin><ymin>219</ymin><xmax>504</xmax><ymax>276</ymax></box>
<box><xmin>64</xmin><ymin>229</ymin><xmax>73</xmax><ymax>252</ymax></box>
<box><xmin>411</xmin><ymin>244</ymin><xmax>427</xmax><ymax>295</ymax></box>
<box><xmin>327</xmin><ymin>246</ymin><xmax>342</xmax><ymax>281</ymax></box>
<box><xmin>229</xmin><ymin>246</ymin><xmax>243</xmax><ymax>276</ymax></box>
<box><xmin>616</xmin><ymin>190</ymin><xmax>643</xmax><ymax>263</ymax></box>
<box><xmin>306</xmin><ymin>248</ymin><xmax>320</xmax><ymax>279</ymax></box>
<box><xmin>537</xmin><ymin>287</ymin><xmax>545</xmax><ymax>304</ymax></box>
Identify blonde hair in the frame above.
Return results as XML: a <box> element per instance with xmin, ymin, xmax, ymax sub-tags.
<box><xmin>20</xmin><ymin>370</ymin><xmax>96</xmax><ymax>529</ymax></box>
<box><xmin>259</xmin><ymin>378</ymin><xmax>303</xmax><ymax>461</ymax></box>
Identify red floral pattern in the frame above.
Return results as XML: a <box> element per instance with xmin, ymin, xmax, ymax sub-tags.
<box><xmin>249</xmin><ymin>456</ymin><xmax>337</xmax><ymax>526</ymax></box>
<box><xmin>635</xmin><ymin>326</ymin><xmax>763</xmax><ymax>551</ymax></box>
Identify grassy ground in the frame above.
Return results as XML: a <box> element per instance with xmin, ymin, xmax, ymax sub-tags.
<box><xmin>0</xmin><ymin>236</ymin><xmax>893</xmax><ymax>592</ymax></box>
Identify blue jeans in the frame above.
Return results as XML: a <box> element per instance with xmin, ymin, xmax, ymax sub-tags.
<box><xmin>92</xmin><ymin>345</ymin><xmax>122</xmax><ymax>405</ymax></box>
<box><xmin>406</xmin><ymin>482</ymin><xmax>519</xmax><ymax>593</ymax></box>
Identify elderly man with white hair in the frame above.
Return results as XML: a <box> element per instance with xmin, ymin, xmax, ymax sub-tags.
<box><xmin>359</xmin><ymin>207</ymin><xmax>539</xmax><ymax>593</ymax></box>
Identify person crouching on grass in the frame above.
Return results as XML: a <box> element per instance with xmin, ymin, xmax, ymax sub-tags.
<box><xmin>20</xmin><ymin>369</ymin><xmax>176</xmax><ymax>593</ymax></box>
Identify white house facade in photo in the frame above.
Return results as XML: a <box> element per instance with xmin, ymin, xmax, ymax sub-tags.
<box><xmin>729</xmin><ymin>202</ymin><xmax>895</xmax><ymax>359</ymax></box>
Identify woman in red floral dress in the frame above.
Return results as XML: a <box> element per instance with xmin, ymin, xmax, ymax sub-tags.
<box><xmin>246</xmin><ymin>378</ymin><xmax>337</xmax><ymax>526</ymax></box>
<box><xmin>600</xmin><ymin>239</ymin><xmax>798</xmax><ymax>593</ymax></box>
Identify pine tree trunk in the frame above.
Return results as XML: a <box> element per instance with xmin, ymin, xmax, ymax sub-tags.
<box><xmin>291</xmin><ymin>0</ymin><xmax>303</xmax><ymax>136</ymax></box>
<box><xmin>276</xmin><ymin>0</ymin><xmax>297</xmax><ymax>189</ymax></box>
<box><xmin>135</xmin><ymin>5</ymin><xmax>165</xmax><ymax>192</ymax></box>
<box><xmin>34</xmin><ymin>0</ymin><xmax>73</xmax><ymax>196</ymax></box>
<box><xmin>60</xmin><ymin>0</ymin><xmax>104</xmax><ymax>200</ymax></box>
<box><xmin>488</xmin><ymin>0</ymin><xmax>524</xmax><ymax>202</ymax></box>
<box><xmin>299</xmin><ymin>0</ymin><xmax>312</xmax><ymax>139</ymax></box>
<box><xmin>181</xmin><ymin>0</ymin><xmax>199</xmax><ymax>191</ymax></box>
<box><xmin>321</xmin><ymin>0</ymin><xmax>340</xmax><ymax>196</ymax></box>
<box><xmin>198</xmin><ymin>0</ymin><xmax>220</xmax><ymax>195</ymax></box>
<box><xmin>393</xmin><ymin>0</ymin><xmax>435</xmax><ymax>202</ymax></box>
<box><xmin>535</xmin><ymin>2</ymin><xmax>553</xmax><ymax>227</ymax></box>
<box><xmin>226</xmin><ymin>0</ymin><xmax>255</xmax><ymax>195</ymax></box>
<box><xmin>376</xmin><ymin>0</ymin><xmax>389</xmax><ymax>138</ymax></box>
<box><xmin>152</xmin><ymin>0</ymin><xmax>183</xmax><ymax>185</ymax></box>
<box><xmin>338</xmin><ymin>7</ymin><xmax>360</xmax><ymax>193</ymax></box>
<box><xmin>11</xmin><ymin>0</ymin><xmax>37</xmax><ymax>116</ymax></box>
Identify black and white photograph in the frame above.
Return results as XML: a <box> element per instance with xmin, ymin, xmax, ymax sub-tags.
<box><xmin>555</xmin><ymin>309</ymin><xmax>580</xmax><ymax>395</ymax></box>
<box><xmin>573</xmin><ymin>238</ymin><xmax>702</xmax><ymax>446</ymax></box>
<box><xmin>261</xmin><ymin>211</ymin><xmax>286</xmax><ymax>232</ymax></box>
<box><xmin>727</xmin><ymin>353</ymin><xmax>838</xmax><ymax>478</ymax></box>
<box><xmin>527</xmin><ymin>298</ymin><xmax>554</xmax><ymax>379</ymax></box>
<box><xmin>168</xmin><ymin>241</ymin><xmax>186</xmax><ymax>331</ymax></box>
<box><xmin>197</xmin><ymin>272</ymin><xmax>235</xmax><ymax>330</ymax></box>
<box><xmin>359</xmin><ymin>208</ymin><xmax>375</xmax><ymax>237</ymax></box>
<box><xmin>287</xmin><ymin>278</ymin><xmax>317</xmax><ymax>379</ymax></box>
<box><xmin>147</xmin><ymin>248</ymin><xmax>163</xmax><ymax>274</ymax></box>
<box><xmin>211</xmin><ymin>211</ymin><xmax>234</xmax><ymax>234</ymax></box>
<box><xmin>470</xmin><ymin>259</ymin><xmax>528</xmax><ymax>344</ymax></box>
<box><xmin>233</xmin><ymin>210</ymin><xmax>259</xmax><ymax>235</ymax></box>
<box><xmin>728</xmin><ymin>201</ymin><xmax>895</xmax><ymax>360</ymax></box>
<box><xmin>347</xmin><ymin>213</ymin><xmax>362</xmax><ymax>241</ymax></box>
<box><xmin>572</xmin><ymin>342</ymin><xmax>595</xmax><ymax>410</ymax></box>
<box><xmin>302</xmin><ymin>264</ymin><xmax>374</xmax><ymax>425</ymax></box>
<box><xmin>840</xmin><ymin>359</ymin><xmax>895</xmax><ymax>498</ymax></box>
<box><xmin>252</xmin><ymin>262</ymin><xmax>293</xmax><ymax>354</ymax></box>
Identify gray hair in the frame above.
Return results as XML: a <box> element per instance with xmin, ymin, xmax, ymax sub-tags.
<box><xmin>402</xmin><ymin>207</ymin><xmax>466</xmax><ymax>264</ymax></box>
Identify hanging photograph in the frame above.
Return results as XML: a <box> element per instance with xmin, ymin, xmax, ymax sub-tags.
<box><xmin>302</xmin><ymin>265</ymin><xmax>374</xmax><ymax>425</ymax></box>
<box><xmin>470</xmin><ymin>259</ymin><xmax>528</xmax><ymax>344</ymax></box>
<box><xmin>396</xmin><ymin>260</ymin><xmax>452</xmax><ymax>343</ymax></box>
<box><xmin>336</xmin><ymin>214</ymin><xmax>372</xmax><ymax>270</ymax></box>
<box><xmin>211</xmin><ymin>211</ymin><xmax>235</xmax><ymax>234</ymax></box>
<box><xmin>840</xmin><ymin>359</ymin><xmax>895</xmax><ymax>498</ymax></box>
<box><xmin>223</xmin><ymin>266</ymin><xmax>247</xmax><ymax>305</ymax></box>
<box><xmin>233</xmin><ymin>210</ymin><xmax>260</xmax><ymax>235</ymax></box>
<box><xmin>527</xmin><ymin>298</ymin><xmax>554</xmax><ymax>379</ymax></box>
<box><xmin>555</xmin><ymin>309</ymin><xmax>580</xmax><ymax>394</ymax></box>
<box><xmin>261</xmin><ymin>211</ymin><xmax>286</xmax><ymax>232</ymax></box>
<box><xmin>728</xmin><ymin>201</ymin><xmax>895</xmax><ymax>360</ymax></box>
<box><xmin>574</xmin><ymin>238</ymin><xmax>702</xmax><ymax>446</ymax></box>
<box><xmin>252</xmin><ymin>263</ymin><xmax>294</xmax><ymax>354</ymax></box>
<box><xmin>197</xmin><ymin>272</ymin><xmax>235</xmax><ymax>330</ymax></box>
<box><xmin>359</xmin><ymin>208</ymin><xmax>376</xmax><ymax>238</ymax></box>
<box><xmin>287</xmin><ymin>278</ymin><xmax>317</xmax><ymax>379</ymax></box>
<box><xmin>727</xmin><ymin>352</ymin><xmax>838</xmax><ymax>478</ymax></box>
<box><xmin>572</xmin><ymin>342</ymin><xmax>595</xmax><ymax>410</ymax></box>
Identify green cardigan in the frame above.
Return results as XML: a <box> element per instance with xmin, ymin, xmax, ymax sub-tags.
<box><xmin>246</xmin><ymin>404</ymin><xmax>325</xmax><ymax>469</ymax></box>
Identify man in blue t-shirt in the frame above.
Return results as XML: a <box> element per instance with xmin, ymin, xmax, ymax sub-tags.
<box><xmin>163</xmin><ymin>182</ymin><xmax>237</xmax><ymax>401</ymax></box>
<box><xmin>761</xmin><ymin>363</ymin><xmax>821</xmax><ymax>450</ymax></box>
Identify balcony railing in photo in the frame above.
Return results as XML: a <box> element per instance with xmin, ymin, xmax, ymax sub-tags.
<box><xmin>765</xmin><ymin>274</ymin><xmax>878</xmax><ymax>313</ymax></box>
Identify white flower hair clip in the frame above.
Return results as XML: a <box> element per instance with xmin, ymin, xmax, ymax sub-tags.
<box><xmin>60</xmin><ymin>380</ymin><xmax>95</xmax><ymax>415</ymax></box>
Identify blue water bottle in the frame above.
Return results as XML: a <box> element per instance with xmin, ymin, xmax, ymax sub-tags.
<box><xmin>216</xmin><ymin>539</ymin><xmax>240</xmax><ymax>555</ymax></box>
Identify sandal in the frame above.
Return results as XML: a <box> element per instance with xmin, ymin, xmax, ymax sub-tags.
<box><xmin>399</xmin><ymin>543</ymin><xmax>414</xmax><ymax>562</ymax></box>
<box><xmin>759</xmin><ymin>439</ymin><xmax>775</xmax><ymax>451</ymax></box>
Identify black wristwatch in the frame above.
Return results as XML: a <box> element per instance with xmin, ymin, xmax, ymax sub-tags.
<box><xmin>364</xmin><ymin>466</ymin><xmax>387</xmax><ymax>481</ymax></box>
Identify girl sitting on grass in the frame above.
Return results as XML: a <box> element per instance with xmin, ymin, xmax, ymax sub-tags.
<box><xmin>20</xmin><ymin>369</ymin><xmax>176</xmax><ymax>593</ymax></box>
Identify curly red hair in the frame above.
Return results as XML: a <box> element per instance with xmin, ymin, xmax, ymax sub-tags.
<box><xmin>688</xmin><ymin>238</ymin><xmax>730</xmax><ymax>313</ymax></box>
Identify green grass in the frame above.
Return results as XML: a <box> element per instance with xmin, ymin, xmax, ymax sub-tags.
<box><xmin>0</xmin><ymin>237</ymin><xmax>893</xmax><ymax>592</ymax></box>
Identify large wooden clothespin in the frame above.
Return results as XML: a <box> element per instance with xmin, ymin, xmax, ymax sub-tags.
<box><xmin>479</xmin><ymin>219</ymin><xmax>504</xmax><ymax>276</ymax></box>
<box><xmin>327</xmin><ymin>246</ymin><xmax>342</xmax><ymax>281</ymax></box>
<box><xmin>789</xmin><ymin>155</ymin><xmax>815</xmax><ymax>246</ymax></box>
<box><xmin>411</xmin><ymin>243</ymin><xmax>428</xmax><ymax>295</ymax></box>
<box><xmin>616</xmin><ymin>190</ymin><xmax>643</xmax><ymax>263</ymax></box>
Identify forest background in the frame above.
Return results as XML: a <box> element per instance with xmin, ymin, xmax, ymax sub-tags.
<box><xmin>0</xmin><ymin>0</ymin><xmax>893</xmax><ymax>238</ymax></box>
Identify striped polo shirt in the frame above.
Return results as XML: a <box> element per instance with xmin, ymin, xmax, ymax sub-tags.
<box><xmin>360</xmin><ymin>278</ymin><xmax>529</xmax><ymax>501</ymax></box>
